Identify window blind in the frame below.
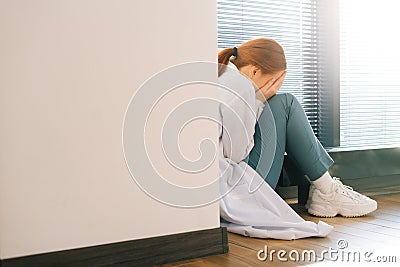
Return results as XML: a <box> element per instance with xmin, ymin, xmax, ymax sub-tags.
<box><xmin>339</xmin><ymin>0</ymin><xmax>400</xmax><ymax>148</ymax></box>
<box><xmin>217</xmin><ymin>0</ymin><xmax>320</xmax><ymax>136</ymax></box>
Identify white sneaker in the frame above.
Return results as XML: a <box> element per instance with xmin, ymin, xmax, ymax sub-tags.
<box><xmin>306</xmin><ymin>177</ymin><xmax>377</xmax><ymax>217</ymax></box>
<box><xmin>305</xmin><ymin>184</ymin><xmax>315</xmax><ymax>209</ymax></box>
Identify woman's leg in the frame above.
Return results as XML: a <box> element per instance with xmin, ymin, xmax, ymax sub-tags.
<box><xmin>247</xmin><ymin>93</ymin><xmax>334</xmax><ymax>189</ymax></box>
<box><xmin>247</xmin><ymin>93</ymin><xmax>377</xmax><ymax>218</ymax></box>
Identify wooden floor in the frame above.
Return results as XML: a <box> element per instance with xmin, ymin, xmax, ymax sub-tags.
<box><xmin>158</xmin><ymin>186</ymin><xmax>400</xmax><ymax>266</ymax></box>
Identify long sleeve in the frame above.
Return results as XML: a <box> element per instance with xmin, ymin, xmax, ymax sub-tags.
<box><xmin>255</xmin><ymin>99</ymin><xmax>265</xmax><ymax>120</ymax></box>
<box><xmin>219</xmin><ymin>70</ymin><xmax>263</xmax><ymax>164</ymax></box>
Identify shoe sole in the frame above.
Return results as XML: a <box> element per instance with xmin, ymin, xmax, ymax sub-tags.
<box><xmin>307</xmin><ymin>201</ymin><xmax>378</xmax><ymax>218</ymax></box>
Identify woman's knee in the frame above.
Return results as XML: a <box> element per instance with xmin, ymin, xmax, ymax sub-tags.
<box><xmin>269</xmin><ymin>92</ymin><xmax>295</xmax><ymax>101</ymax></box>
<box><xmin>268</xmin><ymin>93</ymin><xmax>297</xmax><ymax>110</ymax></box>
<box><xmin>282</xmin><ymin>93</ymin><xmax>297</xmax><ymax>105</ymax></box>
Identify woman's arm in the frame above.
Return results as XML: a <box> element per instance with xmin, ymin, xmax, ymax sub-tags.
<box><xmin>256</xmin><ymin>70</ymin><xmax>287</xmax><ymax>101</ymax></box>
<box><xmin>220</xmin><ymin>82</ymin><xmax>263</xmax><ymax>164</ymax></box>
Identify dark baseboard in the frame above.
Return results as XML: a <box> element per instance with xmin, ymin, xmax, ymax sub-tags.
<box><xmin>277</xmin><ymin>148</ymin><xmax>400</xmax><ymax>203</ymax></box>
<box><xmin>338</xmin><ymin>174</ymin><xmax>400</xmax><ymax>192</ymax></box>
<box><xmin>0</xmin><ymin>227</ymin><xmax>228</xmax><ymax>267</ymax></box>
<box><xmin>277</xmin><ymin>174</ymin><xmax>400</xmax><ymax>200</ymax></box>
<box><xmin>327</xmin><ymin>147</ymin><xmax>400</xmax><ymax>179</ymax></box>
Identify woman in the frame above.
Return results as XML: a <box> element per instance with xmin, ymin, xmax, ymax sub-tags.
<box><xmin>218</xmin><ymin>38</ymin><xmax>377</xmax><ymax>239</ymax></box>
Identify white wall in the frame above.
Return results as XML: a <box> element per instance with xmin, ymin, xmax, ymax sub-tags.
<box><xmin>0</xmin><ymin>0</ymin><xmax>219</xmax><ymax>259</ymax></box>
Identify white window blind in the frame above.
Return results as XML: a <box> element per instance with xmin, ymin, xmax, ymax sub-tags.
<box><xmin>217</xmin><ymin>0</ymin><xmax>320</xmax><ymax>135</ymax></box>
<box><xmin>339</xmin><ymin>0</ymin><xmax>400</xmax><ymax>148</ymax></box>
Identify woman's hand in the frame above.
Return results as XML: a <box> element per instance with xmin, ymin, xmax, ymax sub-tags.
<box><xmin>255</xmin><ymin>70</ymin><xmax>287</xmax><ymax>103</ymax></box>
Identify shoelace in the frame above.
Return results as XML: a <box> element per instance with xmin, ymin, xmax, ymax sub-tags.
<box><xmin>332</xmin><ymin>177</ymin><xmax>362</xmax><ymax>200</ymax></box>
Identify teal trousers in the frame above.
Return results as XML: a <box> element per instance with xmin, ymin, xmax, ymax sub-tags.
<box><xmin>246</xmin><ymin>93</ymin><xmax>334</xmax><ymax>189</ymax></box>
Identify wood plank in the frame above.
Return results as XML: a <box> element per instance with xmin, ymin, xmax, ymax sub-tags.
<box><xmin>229</xmin><ymin>233</ymin><xmax>338</xmax><ymax>264</ymax></box>
<box><xmin>295</xmin><ymin>204</ymin><xmax>400</xmax><ymax>240</ymax></box>
<box><xmin>157</xmin><ymin>259</ymin><xmax>210</xmax><ymax>267</ymax></box>
<box><xmin>228</xmin><ymin>238</ymin><xmax>335</xmax><ymax>266</ymax></box>
<box><xmin>373</xmin><ymin>193</ymin><xmax>400</xmax><ymax>203</ymax></box>
<box><xmin>160</xmin><ymin>190</ymin><xmax>400</xmax><ymax>266</ymax></box>
<box><xmin>368</xmin><ymin>210</ymin><xmax>400</xmax><ymax>222</ymax></box>
<box><xmin>298</xmin><ymin>212</ymin><xmax>400</xmax><ymax>239</ymax></box>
